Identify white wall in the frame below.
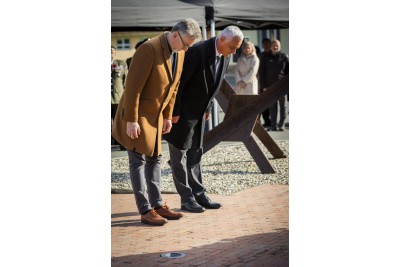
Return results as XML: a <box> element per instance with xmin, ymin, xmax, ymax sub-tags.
<box><xmin>280</xmin><ymin>29</ymin><xmax>289</xmax><ymax>55</ymax></box>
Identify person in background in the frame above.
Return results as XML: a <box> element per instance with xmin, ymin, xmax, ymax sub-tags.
<box><xmin>126</xmin><ymin>38</ymin><xmax>151</xmax><ymax>69</ymax></box>
<box><xmin>258</xmin><ymin>39</ymin><xmax>289</xmax><ymax>131</ymax></box>
<box><xmin>254</xmin><ymin>45</ymin><xmax>261</xmax><ymax>58</ymax></box>
<box><xmin>111</xmin><ymin>46</ymin><xmax>128</xmax><ymax>150</ymax></box>
<box><xmin>258</xmin><ymin>38</ymin><xmax>272</xmax><ymax>128</ymax></box>
<box><xmin>112</xmin><ymin>18</ymin><xmax>202</xmax><ymax>226</ymax></box>
<box><xmin>234</xmin><ymin>41</ymin><xmax>260</xmax><ymax>95</ymax></box>
<box><xmin>163</xmin><ymin>26</ymin><xmax>244</xmax><ymax>213</ymax></box>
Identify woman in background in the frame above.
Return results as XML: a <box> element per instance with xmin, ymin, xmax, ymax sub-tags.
<box><xmin>234</xmin><ymin>41</ymin><xmax>259</xmax><ymax>95</ymax></box>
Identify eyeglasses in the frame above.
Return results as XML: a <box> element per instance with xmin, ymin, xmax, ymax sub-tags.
<box><xmin>177</xmin><ymin>31</ymin><xmax>190</xmax><ymax>48</ymax></box>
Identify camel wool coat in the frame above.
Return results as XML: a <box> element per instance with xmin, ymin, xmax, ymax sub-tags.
<box><xmin>112</xmin><ymin>33</ymin><xmax>185</xmax><ymax>156</ymax></box>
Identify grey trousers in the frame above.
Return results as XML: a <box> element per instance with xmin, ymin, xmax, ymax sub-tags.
<box><xmin>270</xmin><ymin>96</ymin><xmax>286</xmax><ymax>128</ymax></box>
<box><xmin>168</xmin><ymin>143</ymin><xmax>206</xmax><ymax>203</ymax></box>
<box><xmin>127</xmin><ymin>150</ymin><xmax>163</xmax><ymax>214</ymax></box>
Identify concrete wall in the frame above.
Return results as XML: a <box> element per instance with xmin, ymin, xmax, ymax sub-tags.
<box><xmin>280</xmin><ymin>29</ymin><xmax>289</xmax><ymax>55</ymax></box>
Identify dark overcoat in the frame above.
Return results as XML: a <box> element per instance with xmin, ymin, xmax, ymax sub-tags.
<box><xmin>163</xmin><ymin>37</ymin><xmax>230</xmax><ymax>149</ymax></box>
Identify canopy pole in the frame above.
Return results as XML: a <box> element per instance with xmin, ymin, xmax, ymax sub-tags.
<box><xmin>210</xmin><ymin>19</ymin><xmax>219</xmax><ymax>128</ymax></box>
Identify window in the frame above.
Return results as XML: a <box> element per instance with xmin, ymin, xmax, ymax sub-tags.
<box><xmin>117</xmin><ymin>38</ymin><xmax>130</xmax><ymax>50</ymax></box>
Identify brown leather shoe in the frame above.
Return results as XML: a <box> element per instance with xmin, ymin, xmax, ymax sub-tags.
<box><xmin>155</xmin><ymin>203</ymin><xmax>184</xmax><ymax>220</ymax></box>
<box><xmin>141</xmin><ymin>209</ymin><xmax>168</xmax><ymax>226</ymax></box>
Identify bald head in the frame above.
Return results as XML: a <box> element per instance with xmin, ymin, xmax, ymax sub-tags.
<box><xmin>271</xmin><ymin>40</ymin><xmax>281</xmax><ymax>55</ymax></box>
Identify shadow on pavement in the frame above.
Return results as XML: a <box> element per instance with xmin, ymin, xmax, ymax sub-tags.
<box><xmin>111</xmin><ymin>229</ymin><xmax>288</xmax><ymax>267</ymax></box>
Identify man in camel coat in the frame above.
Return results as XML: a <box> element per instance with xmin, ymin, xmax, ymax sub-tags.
<box><xmin>112</xmin><ymin>18</ymin><xmax>202</xmax><ymax>226</ymax></box>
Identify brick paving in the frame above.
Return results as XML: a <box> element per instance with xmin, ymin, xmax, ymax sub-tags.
<box><xmin>111</xmin><ymin>184</ymin><xmax>288</xmax><ymax>266</ymax></box>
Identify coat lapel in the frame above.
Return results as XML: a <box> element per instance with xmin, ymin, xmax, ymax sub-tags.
<box><xmin>160</xmin><ymin>32</ymin><xmax>173</xmax><ymax>83</ymax></box>
<box><xmin>215</xmin><ymin>56</ymin><xmax>225</xmax><ymax>85</ymax></box>
<box><xmin>207</xmin><ymin>37</ymin><xmax>217</xmax><ymax>80</ymax></box>
<box><xmin>172</xmin><ymin>53</ymin><xmax>180</xmax><ymax>81</ymax></box>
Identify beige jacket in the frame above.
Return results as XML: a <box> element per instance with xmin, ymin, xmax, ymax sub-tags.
<box><xmin>234</xmin><ymin>53</ymin><xmax>260</xmax><ymax>95</ymax></box>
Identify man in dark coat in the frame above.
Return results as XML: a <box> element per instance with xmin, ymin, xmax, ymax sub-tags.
<box><xmin>163</xmin><ymin>26</ymin><xmax>244</xmax><ymax>213</ymax></box>
<box><xmin>259</xmin><ymin>39</ymin><xmax>289</xmax><ymax>131</ymax></box>
<box><xmin>258</xmin><ymin>38</ymin><xmax>271</xmax><ymax>127</ymax></box>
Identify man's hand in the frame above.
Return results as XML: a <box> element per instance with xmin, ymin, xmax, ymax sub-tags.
<box><xmin>126</xmin><ymin>122</ymin><xmax>141</xmax><ymax>139</ymax></box>
<box><xmin>238</xmin><ymin>81</ymin><xmax>246</xmax><ymax>88</ymax></box>
<box><xmin>171</xmin><ymin>116</ymin><xmax>180</xmax><ymax>123</ymax></box>
<box><xmin>162</xmin><ymin>119</ymin><xmax>172</xmax><ymax>134</ymax></box>
<box><xmin>205</xmin><ymin>112</ymin><xmax>211</xmax><ymax>121</ymax></box>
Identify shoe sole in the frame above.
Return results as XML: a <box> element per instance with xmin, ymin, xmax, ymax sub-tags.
<box><xmin>160</xmin><ymin>215</ymin><xmax>183</xmax><ymax>220</ymax></box>
<box><xmin>141</xmin><ymin>220</ymin><xmax>168</xmax><ymax>226</ymax></box>
<box><xmin>181</xmin><ymin>206</ymin><xmax>205</xmax><ymax>213</ymax></box>
<box><xmin>196</xmin><ymin>201</ymin><xmax>222</xmax><ymax>209</ymax></box>
<box><xmin>202</xmin><ymin>206</ymin><xmax>221</xmax><ymax>209</ymax></box>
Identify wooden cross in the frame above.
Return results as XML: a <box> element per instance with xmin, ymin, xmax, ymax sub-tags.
<box><xmin>203</xmin><ymin>75</ymin><xmax>289</xmax><ymax>174</ymax></box>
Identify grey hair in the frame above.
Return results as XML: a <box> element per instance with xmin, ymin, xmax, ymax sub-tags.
<box><xmin>220</xmin><ymin>25</ymin><xmax>244</xmax><ymax>40</ymax></box>
<box><xmin>171</xmin><ymin>18</ymin><xmax>202</xmax><ymax>40</ymax></box>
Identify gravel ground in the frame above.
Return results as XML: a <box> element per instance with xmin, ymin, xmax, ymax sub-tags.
<box><xmin>111</xmin><ymin>140</ymin><xmax>288</xmax><ymax>195</ymax></box>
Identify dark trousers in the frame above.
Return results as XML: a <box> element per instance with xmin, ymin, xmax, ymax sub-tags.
<box><xmin>111</xmin><ymin>104</ymin><xmax>119</xmax><ymax>121</ymax></box>
<box><xmin>270</xmin><ymin>96</ymin><xmax>286</xmax><ymax>128</ymax></box>
<box><xmin>261</xmin><ymin>109</ymin><xmax>271</xmax><ymax>127</ymax></box>
<box><xmin>127</xmin><ymin>150</ymin><xmax>163</xmax><ymax>214</ymax></box>
<box><xmin>168</xmin><ymin>143</ymin><xmax>206</xmax><ymax>203</ymax></box>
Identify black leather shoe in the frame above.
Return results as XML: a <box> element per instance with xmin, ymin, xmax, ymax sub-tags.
<box><xmin>181</xmin><ymin>200</ymin><xmax>205</xmax><ymax>213</ymax></box>
<box><xmin>196</xmin><ymin>195</ymin><xmax>221</xmax><ymax>209</ymax></box>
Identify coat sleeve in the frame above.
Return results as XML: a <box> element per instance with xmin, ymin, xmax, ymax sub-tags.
<box><xmin>241</xmin><ymin>56</ymin><xmax>260</xmax><ymax>84</ymax></box>
<box><xmin>258</xmin><ymin>53</ymin><xmax>266</xmax><ymax>89</ymax></box>
<box><xmin>122</xmin><ymin>44</ymin><xmax>154</xmax><ymax>122</ymax></box>
<box><xmin>283</xmin><ymin>54</ymin><xmax>289</xmax><ymax>75</ymax></box>
<box><xmin>162</xmin><ymin>81</ymin><xmax>180</xmax><ymax>120</ymax></box>
<box><xmin>121</xmin><ymin>61</ymin><xmax>128</xmax><ymax>86</ymax></box>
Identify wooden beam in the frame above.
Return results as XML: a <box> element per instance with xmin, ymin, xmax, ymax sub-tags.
<box><xmin>204</xmin><ymin>75</ymin><xmax>289</xmax><ymax>153</ymax></box>
<box><xmin>214</xmin><ymin>79</ymin><xmax>286</xmax><ymax>158</ymax></box>
<box><xmin>253</xmin><ymin>122</ymin><xmax>286</xmax><ymax>158</ymax></box>
<box><xmin>243</xmin><ymin>134</ymin><xmax>275</xmax><ymax>174</ymax></box>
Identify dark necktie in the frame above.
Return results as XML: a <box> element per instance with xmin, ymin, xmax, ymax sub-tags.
<box><xmin>215</xmin><ymin>56</ymin><xmax>221</xmax><ymax>83</ymax></box>
<box><xmin>171</xmin><ymin>52</ymin><xmax>177</xmax><ymax>77</ymax></box>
